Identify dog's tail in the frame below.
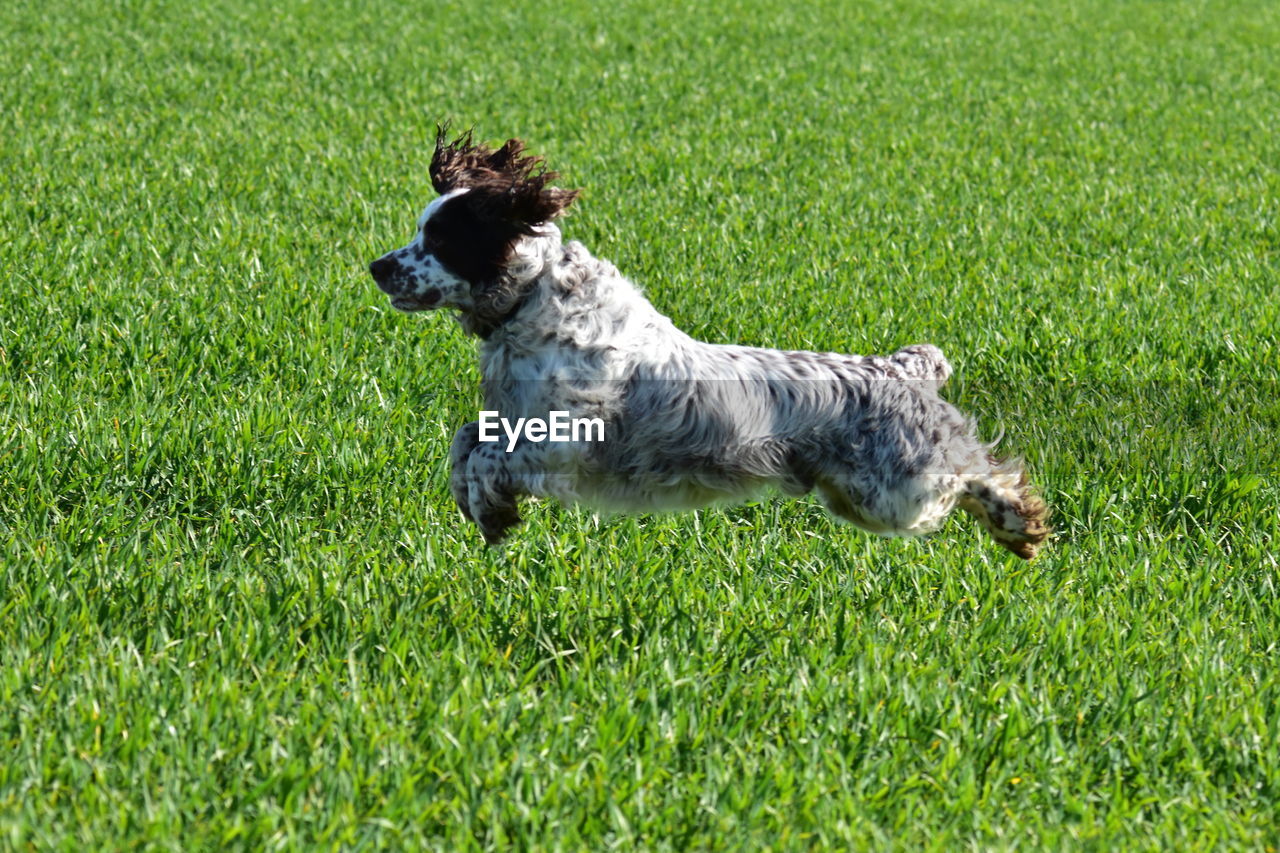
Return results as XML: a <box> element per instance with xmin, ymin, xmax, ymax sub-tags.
<box><xmin>958</xmin><ymin>456</ymin><xmax>1050</xmax><ymax>559</ymax></box>
<box><xmin>889</xmin><ymin>344</ymin><xmax>952</xmax><ymax>386</ymax></box>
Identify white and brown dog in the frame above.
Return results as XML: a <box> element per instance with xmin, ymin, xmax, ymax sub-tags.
<box><xmin>370</xmin><ymin>129</ymin><xmax>1049</xmax><ymax>558</ymax></box>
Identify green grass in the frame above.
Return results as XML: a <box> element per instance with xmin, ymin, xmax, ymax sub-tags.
<box><xmin>3</xmin><ymin>0</ymin><xmax>1279</xmax><ymax>847</ymax></box>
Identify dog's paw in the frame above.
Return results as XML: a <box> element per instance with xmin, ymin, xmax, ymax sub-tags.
<box><xmin>476</xmin><ymin>503</ymin><xmax>522</xmax><ymax>545</ymax></box>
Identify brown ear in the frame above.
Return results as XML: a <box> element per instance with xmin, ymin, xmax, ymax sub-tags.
<box><xmin>487</xmin><ymin>178</ymin><xmax>579</xmax><ymax>226</ymax></box>
<box><xmin>484</xmin><ymin>138</ymin><xmax>528</xmax><ymax>176</ymax></box>
<box><xmin>429</xmin><ymin>124</ymin><xmax>579</xmax><ymax>223</ymax></box>
<box><xmin>430</xmin><ymin>124</ymin><xmax>475</xmax><ymax>194</ymax></box>
<box><xmin>464</xmin><ymin>181</ymin><xmax>579</xmax><ymax>232</ymax></box>
<box><xmin>537</xmin><ymin>186</ymin><xmax>579</xmax><ymax>220</ymax></box>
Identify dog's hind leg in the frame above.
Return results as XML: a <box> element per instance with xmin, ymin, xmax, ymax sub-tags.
<box><xmin>815</xmin><ymin>470</ymin><xmax>962</xmax><ymax>539</ymax></box>
<box><xmin>815</xmin><ymin>477</ymin><xmax>897</xmax><ymax>535</ymax></box>
<box><xmin>958</xmin><ymin>456</ymin><xmax>1050</xmax><ymax>560</ymax></box>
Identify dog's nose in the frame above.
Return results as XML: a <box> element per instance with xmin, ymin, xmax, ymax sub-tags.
<box><xmin>369</xmin><ymin>255</ymin><xmax>397</xmax><ymax>283</ymax></box>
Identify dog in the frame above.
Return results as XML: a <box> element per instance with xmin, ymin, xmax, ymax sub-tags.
<box><xmin>369</xmin><ymin>128</ymin><xmax>1050</xmax><ymax>558</ymax></box>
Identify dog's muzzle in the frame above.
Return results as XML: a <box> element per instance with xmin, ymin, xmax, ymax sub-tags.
<box><xmin>369</xmin><ymin>255</ymin><xmax>442</xmax><ymax>312</ymax></box>
<box><xmin>369</xmin><ymin>255</ymin><xmax>402</xmax><ymax>295</ymax></box>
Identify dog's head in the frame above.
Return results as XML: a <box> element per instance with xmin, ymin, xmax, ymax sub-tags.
<box><xmin>369</xmin><ymin>127</ymin><xmax>579</xmax><ymax>326</ymax></box>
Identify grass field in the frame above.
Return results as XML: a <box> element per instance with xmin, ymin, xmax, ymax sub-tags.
<box><xmin>3</xmin><ymin>0</ymin><xmax>1279</xmax><ymax>847</ymax></box>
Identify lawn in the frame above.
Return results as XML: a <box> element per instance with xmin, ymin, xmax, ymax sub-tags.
<box><xmin>2</xmin><ymin>0</ymin><xmax>1279</xmax><ymax>847</ymax></box>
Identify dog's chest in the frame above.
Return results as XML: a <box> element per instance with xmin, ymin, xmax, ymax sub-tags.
<box><xmin>479</xmin><ymin>340</ymin><xmax>607</xmax><ymax>418</ymax></box>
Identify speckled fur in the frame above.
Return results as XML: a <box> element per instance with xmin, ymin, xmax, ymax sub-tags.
<box><xmin>370</xmin><ymin>131</ymin><xmax>1050</xmax><ymax>558</ymax></box>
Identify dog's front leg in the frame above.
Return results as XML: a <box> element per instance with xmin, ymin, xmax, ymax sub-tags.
<box><xmin>449</xmin><ymin>421</ymin><xmax>483</xmax><ymax>522</ymax></box>
<box><xmin>451</xmin><ymin>424</ymin><xmax>578</xmax><ymax>545</ymax></box>
<box><xmin>458</xmin><ymin>439</ymin><xmax>526</xmax><ymax>545</ymax></box>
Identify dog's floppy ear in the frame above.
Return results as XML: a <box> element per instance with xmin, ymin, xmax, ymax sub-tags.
<box><xmin>472</xmin><ymin>155</ymin><xmax>580</xmax><ymax>227</ymax></box>
<box><xmin>429</xmin><ymin>124</ymin><xmax>579</xmax><ymax>225</ymax></box>
<box><xmin>430</xmin><ymin>123</ymin><xmax>475</xmax><ymax>194</ymax></box>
